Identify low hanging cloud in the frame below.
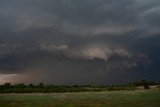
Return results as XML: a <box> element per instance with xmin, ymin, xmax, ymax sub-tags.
<box><xmin>40</xmin><ymin>43</ymin><xmax>69</xmax><ymax>51</ymax></box>
<box><xmin>0</xmin><ymin>43</ymin><xmax>22</xmax><ymax>57</ymax></box>
<box><xmin>68</xmin><ymin>47</ymin><xmax>132</xmax><ymax>61</ymax></box>
<box><xmin>40</xmin><ymin>44</ymin><xmax>132</xmax><ymax>61</ymax></box>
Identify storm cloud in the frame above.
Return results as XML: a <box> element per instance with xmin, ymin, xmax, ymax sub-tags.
<box><xmin>0</xmin><ymin>0</ymin><xmax>160</xmax><ymax>84</ymax></box>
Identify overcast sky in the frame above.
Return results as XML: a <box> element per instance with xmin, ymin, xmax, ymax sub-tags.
<box><xmin>0</xmin><ymin>0</ymin><xmax>160</xmax><ymax>85</ymax></box>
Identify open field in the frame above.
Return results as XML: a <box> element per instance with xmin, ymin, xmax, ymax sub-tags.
<box><xmin>0</xmin><ymin>90</ymin><xmax>160</xmax><ymax>107</ymax></box>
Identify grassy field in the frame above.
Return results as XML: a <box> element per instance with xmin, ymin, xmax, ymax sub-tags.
<box><xmin>0</xmin><ymin>90</ymin><xmax>160</xmax><ymax>107</ymax></box>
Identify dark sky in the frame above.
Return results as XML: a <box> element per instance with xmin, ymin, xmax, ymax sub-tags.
<box><xmin>0</xmin><ymin>0</ymin><xmax>160</xmax><ymax>84</ymax></box>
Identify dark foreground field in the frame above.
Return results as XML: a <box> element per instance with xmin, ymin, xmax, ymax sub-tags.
<box><xmin>0</xmin><ymin>90</ymin><xmax>160</xmax><ymax>107</ymax></box>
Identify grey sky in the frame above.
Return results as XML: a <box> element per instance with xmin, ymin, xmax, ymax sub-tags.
<box><xmin>0</xmin><ymin>0</ymin><xmax>160</xmax><ymax>84</ymax></box>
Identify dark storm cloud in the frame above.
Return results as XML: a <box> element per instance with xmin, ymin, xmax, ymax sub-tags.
<box><xmin>0</xmin><ymin>0</ymin><xmax>160</xmax><ymax>84</ymax></box>
<box><xmin>1</xmin><ymin>0</ymin><xmax>159</xmax><ymax>36</ymax></box>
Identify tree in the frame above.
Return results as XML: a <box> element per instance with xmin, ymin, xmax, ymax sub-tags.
<box><xmin>141</xmin><ymin>80</ymin><xmax>150</xmax><ymax>89</ymax></box>
<box><xmin>3</xmin><ymin>83</ymin><xmax>11</xmax><ymax>88</ymax></box>
<box><xmin>28</xmin><ymin>83</ymin><xmax>34</xmax><ymax>88</ymax></box>
<box><xmin>38</xmin><ymin>82</ymin><xmax>44</xmax><ymax>88</ymax></box>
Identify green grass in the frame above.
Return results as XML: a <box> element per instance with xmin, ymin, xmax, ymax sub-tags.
<box><xmin>0</xmin><ymin>90</ymin><xmax>160</xmax><ymax>107</ymax></box>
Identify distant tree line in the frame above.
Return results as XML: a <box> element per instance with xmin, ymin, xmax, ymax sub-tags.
<box><xmin>0</xmin><ymin>80</ymin><xmax>159</xmax><ymax>93</ymax></box>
